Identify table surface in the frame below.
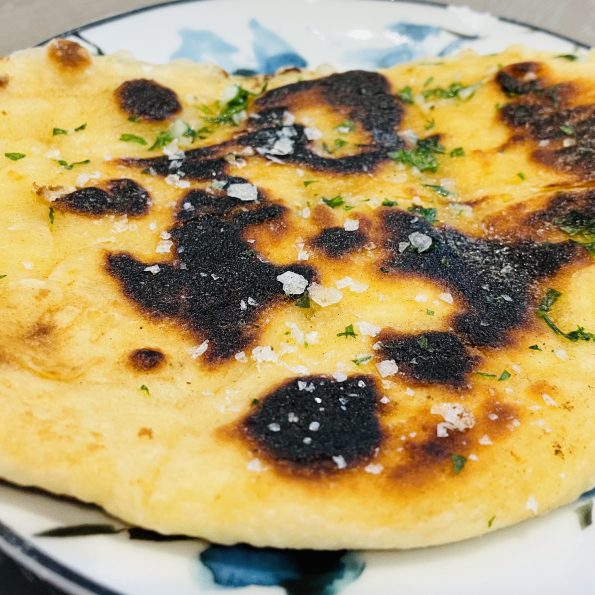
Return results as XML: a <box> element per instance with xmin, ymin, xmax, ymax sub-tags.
<box><xmin>0</xmin><ymin>0</ymin><xmax>593</xmax><ymax>592</ymax></box>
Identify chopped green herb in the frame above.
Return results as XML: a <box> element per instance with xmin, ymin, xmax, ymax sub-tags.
<box><xmin>576</xmin><ymin>501</ymin><xmax>593</xmax><ymax>529</ymax></box>
<box><xmin>334</xmin><ymin>138</ymin><xmax>348</xmax><ymax>149</ymax></box>
<box><xmin>449</xmin><ymin>146</ymin><xmax>465</xmax><ymax>157</ymax></box>
<box><xmin>335</xmin><ymin>120</ymin><xmax>355</xmax><ymax>133</ymax></box>
<box><xmin>303</xmin><ymin>180</ymin><xmax>317</xmax><ymax>187</ymax></box>
<box><xmin>551</xmin><ymin>210</ymin><xmax>595</xmax><ymax>255</ymax></box>
<box><xmin>0</xmin><ymin>275</ymin><xmax>6</xmax><ymax>280</ymax></box>
<box><xmin>251</xmin><ymin>398</ymin><xmax>260</xmax><ymax>406</ymax></box>
<box><xmin>423</xmin><ymin>81</ymin><xmax>479</xmax><ymax>102</ymax></box>
<box><xmin>397</xmin><ymin>86</ymin><xmax>414</xmax><ymax>104</ymax></box>
<box><xmin>322</xmin><ymin>195</ymin><xmax>345</xmax><ymax>209</ymax></box>
<box><xmin>388</xmin><ymin>135</ymin><xmax>445</xmax><ymax>173</ymax></box>
<box><xmin>529</xmin><ymin>344</ymin><xmax>542</xmax><ymax>351</ymax></box>
<box><xmin>52</xmin><ymin>127</ymin><xmax>68</xmax><ymax>136</ymax></box>
<box><xmin>140</xmin><ymin>384</ymin><xmax>150</xmax><ymax>396</ymax></box>
<box><xmin>556</xmin><ymin>54</ymin><xmax>578</xmax><ymax>61</ymax></box>
<box><xmin>381</xmin><ymin>200</ymin><xmax>398</xmax><ymax>207</ymax></box>
<box><xmin>488</xmin><ymin>515</ymin><xmax>496</xmax><ymax>528</ymax></box>
<box><xmin>337</xmin><ymin>324</ymin><xmax>357</xmax><ymax>339</ymax></box>
<box><xmin>295</xmin><ymin>292</ymin><xmax>311</xmax><ymax>308</ymax></box>
<box><xmin>423</xmin><ymin>184</ymin><xmax>450</xmax><ymax>197</ymax></box>
<box><xmin>36</xmin><ymin>524</ymin><xmax>122</xmax><ymax>538</ymax></box>
<box><xmin>451</xmin><ymin>454</ymin><xmax>467</xmax><ymax>474</ymax></box>
<box><xmin>5</xmin><ymin>152</ymin><xmax>25</xmax><ymax>161</ymax></box>
<box><xmin>352</xmin><ymin>355</ymin><xmax>372</xmax><ymax>365</ymax></box>
<box><xmin>203</xmin><ymin>85</ymin><xmax>254</xmax><ymax>126</ymax></box>
<box><xmin>560</xmin><ymin>124</ymin><xmax>575</xmax><ymax>136</ymax></box>
<box><xmin>498</xmin><ymin>369</ymin><xmax>511</xmax><ymax>381</ymax></box>
<box><xmin>424</xmin><ymin>118</ymin><xmax>435</xmax><ymax>130</ymax></box>
<box><xmin>423</xmin><ymin>76</ymin><xmax>434</xmax><ymax>87</ymax></box>
<box><xmin>120</xmin><ymin>133</ymin><xmax>148</xmax><ymax>145</ymax></box>
<box><xmin>148</xmin><ymin>131</ymin><xmax>174</xmax><ymax>151</ymax></box>
<box><xmin>128</xmin><ymin>115</ymin><xmax>141</xmax><ymax>123</ymax></box>
<box><xmin>74</xmin><ymin>123</ymin><xmax>87</xmax><ymax>132</ymax></box>
<box><xmin>426</xmin><ymin>309</ymin><xmax>434</xmax><ymax>316</ymax></box>
<box><xmin>48</xmin><ymin>207</ymin><xmax>54</xmax><ymax>226</ymax></box>
<box><xmin>517</xmin><ymin>172</ymin><xmax>526</xmax><ymax>181</ymax></box>
<box><xmin>55</xmin><ymin>159</ymin><xmax>90</xmax><ymax>170</ymax></box>
<box><xmin>475</xmin><ymin>372</ymin><xmax>497</xmax><ymax>379</ymax></box>
<box><xmin>408</xmin><ymin>206</ymin><xmax>437</xmax><ymax>224</ymax></box>
<box><xmin>537</xmin><ymin>288</ymin><xmax>595</xmax><ymax>341</ymax></box>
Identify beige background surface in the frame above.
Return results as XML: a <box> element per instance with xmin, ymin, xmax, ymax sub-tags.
<box><xmin>0</xmin><ymin>0</ymin><xmax>593</xmax><ymax>55</ymax></box>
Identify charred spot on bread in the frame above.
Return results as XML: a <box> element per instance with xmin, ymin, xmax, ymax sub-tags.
<box><xmin>129</xmin><ymin>348</ymin><xmax>166</xmax><ymax>371</ymax></box>
<box><xmin>115</xmin><ymin>79</ymin><xmax>182</xmax><ymax>121</ymax></box>
<box><xmin>47</xmin><ymin>39</ymin><xmax>91</xmax><ymax>70</ymax></box>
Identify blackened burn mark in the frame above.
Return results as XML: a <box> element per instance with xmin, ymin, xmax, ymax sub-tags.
<box><xmin>55</xmin><ymin>179</ymin><xmax>150</xmax><ymax>216</ymax></box>
<box><xmin>129</xmin><ymin>348</ymin><xmax>165</xmax><ymax>371</ymax></box>
<box><xmin>120</xmin><ymin>71</ymin><xmax>403</xmax><ymax>178</ymax></box>
<box><xmin>497</xmin><ymin>63</ymin><xmax>595</xmax><ymax>178</ymax></box>
<box><xmin>243</xmin><ymin>375</ymin><xmax>382</xmax><ymax>470</ymax></box>
<box><xmin>107</xmin><ymin>179</ymin><xmax>315</xmax><ymax>362</ymax></box>
<box><xmin>531</xmin><ymin>189</ymin><xmax>595</xmax><ymax>230</ymax></box>
<box><xmin>381</xmin><ymin>211</ymin><xmax>580</xmax><ymax>382</ymax></box>
<box><xmin>378</xmin><ymin>331</ymin><xmax>477</xmax><ymax>386</ymax></box>
<box><xmin>311</xmin><ymin>227</ymin><xmax>367</xmax><ymax>258</ymax></box>
<box><xmin>116</xmin><ymin>79</ymin><xmax>181</xmax><ymax>121</ymax></box>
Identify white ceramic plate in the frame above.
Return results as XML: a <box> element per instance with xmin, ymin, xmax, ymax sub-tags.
<box><xmin>1</xmin><ymin>1</ymin><xmax>592</xmax><ymax>593</ymax></box>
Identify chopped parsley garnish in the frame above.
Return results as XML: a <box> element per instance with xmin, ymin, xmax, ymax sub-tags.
<box><xmin>202</xmin><ymin>85</ymin><xmax>254</xmax><ymax>126</ymax></box>
<box><xmin>560</xmin><ymin>124</ymin><xmax>575</xmax><ymax>136</ymax></box>
<box><xmin>148</xmin><ymin>131</ymin><xmax>174</xmax><ymax>151</ymax></box>
<box><xmin>529</xmin><ymin>344</ymin><xmax>542</xmax><ymax>351</ymax></box>
<box><xmin>303</xmin><ymin>180</ymin><xmax>317</xmax><ymax>187</ymax></box>
<box><xmin>251</xmin><ymin>398</ymin><xmax>260</xmax><ymax>406</ymax></box>
<box><xmin>488</xmin><ymin>515</ymin><xmax>496</xmax><ymax>528</ymax></box>
<box><xmin>423</xmin><ymin>81</ymin><xmax>479</xmax><ymax>102</ymax></box>
<box><xmin>75</xmin><ymin>123</ymin><xmax>87</xmax><ymax>132</ymax></box>
<box><xmin>52</xmin><ymin>127</ymin><xmax>68</xmax><ymax>136</ymax></box>
<box><xmin>55</xmin><ymin>159</ymin><xmax>90</xmax><ymax>170</ymax></box>
<box><xmin>408</xmin><ymin>205</ymin><xmax>437</xmax><ymax>224</ymax></box>
<box><xmin>381</xmin><ymin>200</ymin><xmax>398</xmax><ymax>207</ymax></box>
<box><xmin>334</xmin><ymin>138</ymin><xmax>348</xmax><ymax>148</ymax></box>
<box><xmin>423</xmin><ymin>76</ymin><xmax>434</xmax><ymax>87</ymax></box>
<box><xmin>424</xmin><ymin>118</ymin><xmax>435</xmax><ymax>130</ymax></box>
<box><xmin>551</xmin><ymin>210</ymin><xmax>595</xmax><ymax>255</ymax></box>
<box><xmin>416</xmin><ymin>335</ymin><xmax>431</xmax><ymax>350</ymax></box>
<box><xmin>322</xmin><ymin>195</ymin><xmax>345</xmax><ymax>209</ymax></box>
<box><xmin>451</xmin><ymin>454</ymin><xmax>467</xmax><ymax>474</ymax></box>
<box><xmin>388</xmin><ymin>135</ymin><xmax>445</xmax><ymax>173</ymax></box>
<box><xmin>120</xmin><ymin>133</ymin><xmax>148</xmax><ymax>145</ymax></box>
<box><xmin>335</xmin><ymin>120</ymin><xmax>355</xmax><ymax>133</ymax></box>
<box><xmin>516</xmin><ymin>172</ymin><xmax>526</xmax><ymax>181</ymax></box>
<box><xmin>475</xmin><ymin>372</ymin><xmax>497</xmax><ymax>379</ymax></box>
<box><xmin>0</xmin><ymin>275</ymin><xmax>6</xmax><ymax>280</ymax></box>
<box><xmin>128</xmin><ymin>115</ymin><xmax>141</xmax><ymax>123</ymax></box>
<box><xmin>397</xmin><ymin>86</ymin><xmax>414</xmax><ymax>104</ymax></box>
<box><xmin>537</xmin><ymin>288</ymin><xmax>594</xmax><ymax>342</ymax></box>
<box><xmin>48</xmin><ymin>207</ymin><xmax>55</xmax><ymax>226</ymax></box>
<box><xmin>423</xmin><ymin>184</ymin><xmax>450</xmax><ymax>197</ymax></box>
<box><xmin>426</xmin><ymin>309</ymin><xmax>434</xmax><ymax>316</ymax></box>
<box><xmin>4</xmin><ymin>152</ymin><xmax>25</xmax><ymax>161</ymax></box>
<box><xmin>140</xmin><ymin>384</ymin><xmax>150</xmax><ymax>396</ymax></box>
<box><xmin>295</xmin><ymin>292</ymin><xmax>311</xmax><ymax>308</ymax></box>
<box><xmin>556</xmin><ymin>54</ymin><xmax>578</xmax><ymax>61</ymax></box>
<box><xmin>498</xmin><ymin>369</ymin><xmax>511</xmax><ymax>381</ymax></box>
<box><xmin>576</xmin><ymin>501</ymin><xmax>593</xmax><ymax>529</ymax></box>
<box><xmin>352</xmin><ymin>355</ymin><xmax>372</xmax><ymax>365</ymax></box>
<box><xmin>337</xmin><ymin>324</ymin><xmax>357</xmax><ymax>339</ymax></box>
<box><xmin>449</xmin><ymin>147</ymin><xmax>465</xmax><ymax>157</ymax></box>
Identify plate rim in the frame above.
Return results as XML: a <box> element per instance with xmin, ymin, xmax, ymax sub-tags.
<box><xmin>3</xmin><ymin>0</ymin><xmax>589</xmax><ymax>593</ymax></box>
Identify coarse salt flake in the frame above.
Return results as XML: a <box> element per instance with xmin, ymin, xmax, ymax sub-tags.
<box><xmin>144</xmin><ymin>265</ymin><xmax>161</xmax><ymax>275</ymax></box>
<box><xmin>439</xmin><ymin>292</ymin><xmax>454</xmax><ymax>304</ymax></box>
<box><xmin>377</xmin><ymin>359</ymin><xmax>398</xmax><ymax>378</ymax></box>
<box><xmin>431</xmin><ymin>402</ymin><xmax>475</xmax><ymax>437</ymax></box>
<box><xmin>364</xmin><ymin>463</ymin><xmax>384</xmax><ymax>474</ymax></box>
<box><xmin>188</xmin><ymin>340</ymin><xmax>209</xmax><ymax>359</ymax></box>
<box><xmin>408</xmin><ymin>231</ymin><xmax>432</xmax><ymax>252</ymax></box>
<box><xmin>247</xmin><ymin>458</ymin><xmax>264</xmax><ymax>472</ymax></box>
<box><xmin>252</xmin><ymin>345</ymin><xmax>278</xmax><ymax>363</ymax></box>
<box><xmin>344</xmin><ymin>219</ymin><xmax>359</xmax><ymax>231</ymax></box>
<box><xmin>308</xmin><ymin>283</ymin><xmax>342</xmax><ymax>307</ymax></box>
<box><xmin>276</xmin><ymin>271</ymin><xmax>308</xmax><ymax>295</ymax></box>
<box><xmin>332</xmin><ymin>455</ymin><xmax>347</xmax><ymax>469</ymax></box>
<box><xmin>525</xmin><ymin>495</ymin><xmax>538</xmax><ymax>514</ymax></box>
<box><xmin>156</xmin><ymin>239</ymin><xmax>173</xmax><ymax>254</ymax></box>
<box><xmin>227</xmin><ymin>183</ymin><xmax>258</xmax><ymax>202</ymax></box>
<box><xmin>357</xmin><ymin>321</ymin><xmax>381</xmax><ymax>337</ymax></box>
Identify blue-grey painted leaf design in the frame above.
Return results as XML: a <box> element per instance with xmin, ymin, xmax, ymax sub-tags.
<box><xmin>386</xmin><ymin>22</ymin><xmax>441</xmax><ymax>41</ymax></box>
<box><xmin>249</xmin><ymin>19</ymin><xmax>307</xmax><ymax>73</ymax></box>
<box><xmin>200</xmin><ymin>544</ymin><xmax>364</xmax><ymax>594</ymax></box>
<box><xmin>171</xmin><ymin>29</ymin><xmax>239</xmax><ymax>71</ymax></box>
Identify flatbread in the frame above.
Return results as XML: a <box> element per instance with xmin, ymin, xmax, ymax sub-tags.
<box><xmin>0</xmin><ymin>39</ymin><xmax>593</xmax><ymax>549</ymax></box>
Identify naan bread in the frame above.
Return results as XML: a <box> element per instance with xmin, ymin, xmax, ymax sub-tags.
<box><xmin>0</xmin><ymin>40</ymin><xmax>593</xmax><ymax>549</ymax></box>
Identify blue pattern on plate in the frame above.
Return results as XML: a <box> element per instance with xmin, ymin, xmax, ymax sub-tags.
<box><xmin>170</xmin><ymin>20</ymin><xmax>306</xmax><ymax>74</ymax></box>
<box><xmin>249</xmin><ymin>19</ymin><xmax>307</xmax><ymax>73</ymax></box>
<box><xmin>171</xmin><ymin>29</ymin><xmax>239</xmax><ymax>71</ymax></box>
<box><xmin>344</xmin><ymin>21</ymin><xmax>476</xmax><ymax>68</ymax></box>
<box><xmin>200</xmin><ymin>544</ymin><xmax>364</xmax><ymax>594</ymax></box>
